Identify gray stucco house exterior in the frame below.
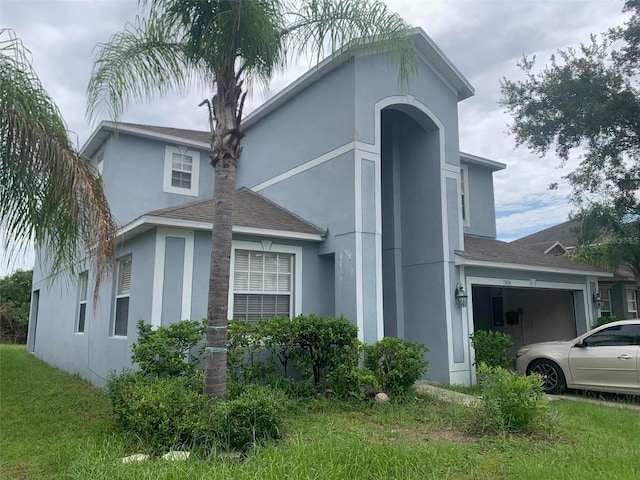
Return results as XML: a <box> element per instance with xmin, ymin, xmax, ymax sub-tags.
<box><xmin>27</xmin><ymin>29</ymin><xmax>609</xmax><ymax>386</ymax></box>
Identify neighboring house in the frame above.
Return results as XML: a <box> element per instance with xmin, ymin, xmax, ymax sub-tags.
<box><xmin>26</xmin><ymin>28</ymin><xmax>609</xmax><ymax>386</ymax></box>
<box><xmin>513</xmin><ymin>219</ymin><xmax>638</xmax><ymax>321</ymax></box>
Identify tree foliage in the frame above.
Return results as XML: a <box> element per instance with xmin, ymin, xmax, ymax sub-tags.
<box><xmin>0</xmin><ymin>29</ymin><xmax>117</xmax><ymax>298</ymax></box>
<box><xmin>0</xmin><ymin>269</ymin><xmax>32</xmax><ymax>343</ymax></box>
<box><xmin>88</xmin><ymin>0</ymin><xmax>417</xmax><ymax>398</ymax></box>
<box><xmin>501</xmin><ymin>1</ymin><xmax>640</xmax><ymax>282</ymax></box>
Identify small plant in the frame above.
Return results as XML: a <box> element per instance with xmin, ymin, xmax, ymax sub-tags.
<box><xmin>131</xmin><ymin>319</ymin><xmax>206</xmax><ymax>377</ymax></box>
<box><xmin>476</xmin><ymin>363</ymin><xmax>549</xmax><ymax>433</ymax></box>
<box><xmin>470</xmin><ymin>330</ymin><xmax>513</xmax><ymax>369</ymax></box>
<box><xmin>365</xmin><ymin>337</ymin><xmax>428</xmax><ymax>395</ymax></box>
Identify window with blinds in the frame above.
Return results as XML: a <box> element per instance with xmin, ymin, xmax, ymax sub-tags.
<box><xmin>460</xmin><ymin>165</ymin><xmax>470</xmax><ymax>227</ymax></box>
<box><xmin>113</xmin><ymin>256</ymin><xmax>132</xmax><ymax>336</ymax></box>
<box><xmin>600</xmin><ymin>287</ymin><xmax>612</xmax><ymax>317</ymax></box>
<box><xmin>232</xmin><ymin>250</ymin><xmax>292</xmax><ymax>323</ymax></box>
<box><xmin>77</xmin><ymin>271</ymin><xmax>88</xmax><ymax>333</ymax></box>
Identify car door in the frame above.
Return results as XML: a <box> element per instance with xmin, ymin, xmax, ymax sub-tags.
<box><xmin>568</xmin><ymin>323</ymin><xmax>640</xmax><ymax>392</ymax></box>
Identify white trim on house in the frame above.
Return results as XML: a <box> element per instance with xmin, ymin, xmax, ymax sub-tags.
<box><xmin>455</xmin><ymin>256</ymin><xmax>612</xmax><ymax>278</ymax></box>
<box><xmin>460</xmin><ymin>152</ymin><xmax>506</xmax><ymax>171</ymax></box>
<box><xmin>117</xmin><ymin>216</ymin><xmax>325</xmax><ymax>243</ymax></box>
<box><xmin>227</xmin><ymin>240</ymin><xmax>303</xmax><ymax>320</ymax></box>
<box><xmin>150</xmin><ymin>228</ymin><xmax>195</xmax><ymax>327</ymax></box>
<box><xmin>163</xmin><ymin>146</ymin><xmax>200</xmax><ymax>197</ymax></box>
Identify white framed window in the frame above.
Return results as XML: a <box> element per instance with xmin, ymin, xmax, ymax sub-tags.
<box><xmin>460</xmin><ymin>165</ymin><xmax>470</xmax><ymax>227</ymax></box>
<box><xmin>113</xmin><ymin>256</ymin><xmax>132</xmax><ymax>337</ymax></box>
<box><xmin>163</xmin><ymin>146</ymin><xmax>200</xmax><ymax>196</ymax></box>
<box><xmin>626</xmin><ymin>288</ymin><xmax>638</xmax><ymax>319</ymax></box>
<box><xmin>228</xmin><ymin>241</ymin><xmax>302</xmax><ymax>323</ymax></box>
<box><xmin>599</xmin><ymin>286</ymin><xmax>612</xmax><ymax>317</ymax></box>
<box><xmin>76</xmin><ymin>271</ymin><xmax>88</xmax><ymax>333</ymax></box>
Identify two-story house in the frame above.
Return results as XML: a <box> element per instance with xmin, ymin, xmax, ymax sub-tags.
<box><xmin>26</xmin><ymin>28</ymin><xmax>609</xmax><ymax>386</ymax></box>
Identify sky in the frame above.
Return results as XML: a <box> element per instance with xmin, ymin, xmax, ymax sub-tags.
<box><xmin>0</xmin><ymin>0</ymin><xmax>631</xmax><ymax>276</ymax></box>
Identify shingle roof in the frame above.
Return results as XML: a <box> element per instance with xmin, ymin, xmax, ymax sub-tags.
<box><xmin>147</xmin><ymin>188</ymin><xmax>325</xmax><ymax>236</ymax></box>
<box><xmin>511</xmin><ymin>218</ymin><xmax>581</xmax><ymax>248</ymax></box>
<box><xmin>119</xmin><ymin>122</ymin><xmax>211</xmax><ymax>145</ymax></box>
<box><xmin>460</xmin><ymin>235</ymin><xmax>607</xmax><ymax>273</ymax></box>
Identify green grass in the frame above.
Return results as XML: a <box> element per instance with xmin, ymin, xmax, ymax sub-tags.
<box><xmin>2</xmin><ymin>345</ymin><xmax>639</xmax><ymax>479</ymax></box>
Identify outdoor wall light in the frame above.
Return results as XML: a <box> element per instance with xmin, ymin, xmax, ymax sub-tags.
<box><xmin>455</xmin><ymin>283</ymin><xmax>468</xmax><ymax>308</ymax></box>
<box><xmin>592</xmin><ymin>292</ymin><xmax>603</xmax><ymax>309</ymax></box>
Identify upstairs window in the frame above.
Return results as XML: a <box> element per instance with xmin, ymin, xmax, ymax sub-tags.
<box><xmin>113</xmin><ymin>256</ymin><xmax>132</xmax><ymax>337</ymax></box>
<box><xmin>232</xmin><ymin>250</ymin><xmax>293</xmax><ymax>323</ymax></box>
<box><xmin>460</xmin><ymin>165</ymin><xmax>470</xmax><ymax>227</ymax></box>
<box><xmin>163</xmin><ymin>146</ymin><xmax>200</xmax><ymax>196</ymax></box>
<box><xmin>76</xmin><ymin>271</ymin><xmax>88</xmax><ymax>333</ymax></box>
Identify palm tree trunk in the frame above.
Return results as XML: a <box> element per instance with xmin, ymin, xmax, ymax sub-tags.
<box><xmin>203</xmin><ymin>73</ymin><xmax>245</xmax><ymax>399</ymax></box>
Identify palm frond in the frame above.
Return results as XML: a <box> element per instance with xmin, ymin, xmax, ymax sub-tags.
<box><xmin>86</xmin><ymin>13</ymin><xmax>207</xmax><ymax>123</ymax></box>
<box><xmin>286</xmin><ymin>0</ymin><xmax>417</xmax><ymax>87</ymax></box>
<box><xmin>1</xmin><ymin>29</ymin><xmax>117</xmax><ymax>300</ymax></box>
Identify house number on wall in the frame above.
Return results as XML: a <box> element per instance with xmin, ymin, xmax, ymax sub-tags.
<box><xmin>503</xmin><ymin>280</ymin><xmax>512</xmax><ymax>286</ymax></box>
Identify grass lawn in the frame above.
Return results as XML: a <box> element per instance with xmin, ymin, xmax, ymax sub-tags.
<box><xmin>2</xmin><ymin>345</ymin><xmax>639</xmax><ymax>479</ymax></box>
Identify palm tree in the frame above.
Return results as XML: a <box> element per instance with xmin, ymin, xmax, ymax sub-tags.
<box><xmin>87</xmin><ymin>0</ymin><xmax>417</xmax><ymax>398</ymax></box>
<box><xmin>0</xmin><ymin>29</ymin><xmax>117</xmax><ymax>299</ymax></box>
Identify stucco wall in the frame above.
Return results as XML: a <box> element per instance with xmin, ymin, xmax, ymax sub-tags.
<box><xmin>101</xmin><ymin>134</ymin><xmax>213</xmax><ymax>226</ymax></box>
<box><xmin>462</xmin><ymin>161</ymin><xmax>497</xmax><ymax>238</ymax></box>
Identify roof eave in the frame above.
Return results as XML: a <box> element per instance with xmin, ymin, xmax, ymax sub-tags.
<box><xmin>80</xmin><ymin>121</ymin><xmax>212</xmax><ymax>159</ymax></box>
<box><xmin>117</xmin><ymin>215</ymin><xmax>325</xmax><ymax>242</ymax></box>
<box><xmin>455</xmin><ymin>254</ymin><xmax>613</xmax><ymax>278</ymax></box>
<box><xmin>460</xmin><ymin>151</ymin><xmax>507</xmax><ymax>171</ymax></box>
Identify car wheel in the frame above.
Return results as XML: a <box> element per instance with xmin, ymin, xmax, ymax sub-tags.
<box><xmin>527</xmin><ymin>359</ymin><xmax>566</xmax><ymax>394</ymax></box>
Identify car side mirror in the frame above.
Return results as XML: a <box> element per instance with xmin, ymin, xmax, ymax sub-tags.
<box><xmin>574</xmin><ymin>340</ymin><xmax>586</xmax><ymax>348</ymax></box>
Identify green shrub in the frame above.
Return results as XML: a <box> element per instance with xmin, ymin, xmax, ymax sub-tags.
<box><xmin>470</xmin><ymin>330</ymin><xmax>513</xmax><ymax>369</ymax></box>
<box><xmin>107</xmin><ymin>372</ymin><xmax>214</xmax><ymax>454</ymax></box>
<box><xmin>131</xmin><ymin>319</ymin><xmax>206</xmax><ymax>377</ymax></box>
<box><xmin>259</xmin><ymin>316</ymin><xmax>298</xmax><ymax>376</ymax></box>
<box><xmin>326</xmin><ymin>338</ymin><xmax>379</xmax><ymax>400</ymax></box>
<box><xmin>227</xmin><ymin>319</ymin><xmax>274</xmax><ymax>382</ymax></box>
<box><xmin>477</xmin><ymin>364</ymin><xmax>549</xmax><ymax>433</ymax></box>
<box><xmin>107</xmin><ymin>372</ymin><xmax>285</xmax><ymax>454</ymax></box>
<box><xmin>291</xmin><ymin>314</ymin><xmax>359</xmax><ymax>386</ymax></box>
<box><xmin>213</xmin><ymin>384</ymin><xmax>285</xmax><ymax>451</ymax></box>
<box><xmin>365</xmin><ymin>337</ymin><xmax>428</xmax><ymax>395</ymax></box>
<box><xmin>596</xmin><ymin>315</ymin><xmax>617</xmax><ymax>326</ymax></box>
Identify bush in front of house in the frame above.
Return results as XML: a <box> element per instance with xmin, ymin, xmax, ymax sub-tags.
<box><xmin>290</xmin><ymin>314</ymin><xmax>359</xmax><ymax>386</ymax></box>
<box><xmin>470</xmin><ymin>330</ymin><xmax>513</xmax><ymax>369</ymax></box>
<box><xmin>107</xmin><ymin>371</ymin><xmax>214</xmax><ymax>454</ymax></box>
<box><xmin>131</xmin><ymin>319</ymin><xmax>206</xmax><ymax>377</ymax></box>
<box><xmin>365</xmin><ymin>337</ymin><xmax>429</xmax><ymax>396</ymax></box>
<box><xmin>326</xmin><ymin>338</ymin><xmax>380</xmax><ymax>400</ymax></box>
<box><xmin>475</xmin><ymin>363</ymin><xmax>549</xmax><ymax>433</ymax></box>
<box><xmin>107</xmin><ymin>370</ymin><xmax>284</xmax><ymax>454</ymax></box>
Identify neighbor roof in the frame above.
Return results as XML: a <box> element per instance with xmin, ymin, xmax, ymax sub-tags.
<box><xmin>146</xmin><ymin>188</ymin><xmax>325</xmax><ymax>236</ymax></box>
<box><xmin>511</xmin><ymin>218</ymin><xmax>581</xmax><ymax>248</ymax></box>
<box><xmin>458</xmin><ymin>235</ymin><xmax>609</xmax><ymax>275</ymax></box>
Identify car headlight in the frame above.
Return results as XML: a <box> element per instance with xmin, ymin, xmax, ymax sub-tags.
<box><xmin>516</xmin><ymin>348</ymin><xmax>530</xmax><ymax>357</ymax></box>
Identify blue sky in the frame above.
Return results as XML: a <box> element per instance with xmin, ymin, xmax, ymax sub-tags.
<box><xmin>0</xmin><ymin>0</ymin><xmax>630</xmax><ymax>275</ymax></box>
